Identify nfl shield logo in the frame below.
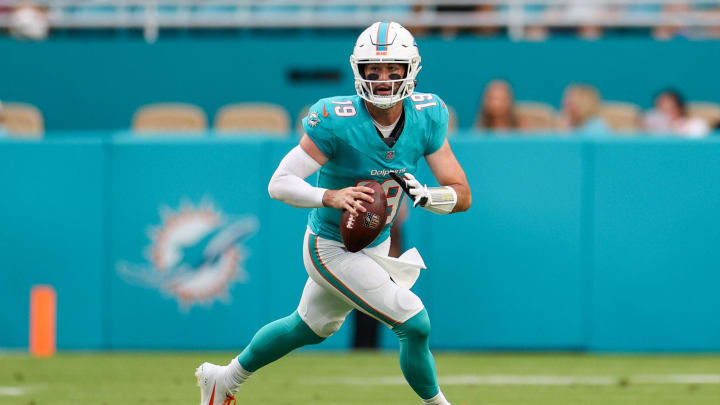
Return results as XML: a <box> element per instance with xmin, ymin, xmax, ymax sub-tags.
<box><xmin>386</xmin><ymin>151</ymin><xmax>395</xmax><ymax>160</ymax></box>
<box><xmin>364</xmin><ymin>212</ymin><xmax>381</xmax><ymax>229</ymax></box>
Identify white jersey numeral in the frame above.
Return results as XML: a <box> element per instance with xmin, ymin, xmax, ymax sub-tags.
<box><xmin>410</xmin><ymin>93</ymin><xmax>437</xmax><ymax>111</ymax></box>
<box><xmin>414</xmin><ymin>102</ymin><xmax>437</xmax><ymax>111</ymax></box>
<box><xmin>331</xmin><ymin>100</ymin><xmax>357</xmax><ymax>117</ymax></box>
<box><xmin>410</xmin><ymin>94</ymin><xmax>433</xmax><ymax>102</ymax></box>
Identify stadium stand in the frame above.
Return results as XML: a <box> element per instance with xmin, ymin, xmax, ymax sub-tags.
<box><xmin>513</xmin><ymin>102</ymin><xmax>556</xmax><ymax>132</ymax></box>
<box><xmin>2</xmin><ymin>1</ymin><xmax>720</xmax><ymax>136</ymax></box>
<box><xmin>132</xmin><ymin>103</ymin><xmax>207</xmax><ymax>133</ymax></box>
<box><xmin>688</xmin><ymin>102</ymin><xmax>720</xmax><ymax>128</ymax></box>
<box><xmin>3</xmin><ymin>1</ymin><xmax>720</xmax><ymax>42</ymax></box>
<box><xmin>214</xmin><ymin>102</ymin><xmax>290</xmax><ymax>136</ymax></box>
<box><xmin>599</xmin><ymin>102</ymin><xmax>642</xmax><ymax>132</ymax></box>
<box><xmin>3</xmin><ymin>102</ymin><xmax>44</xmax><ymax>138</ymax></box>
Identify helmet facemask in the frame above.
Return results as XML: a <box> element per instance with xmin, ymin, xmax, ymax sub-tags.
<box><xmin>350</xmin><ymin>56</ymin><xmax>422</xmax><ymax>110</ymax></box>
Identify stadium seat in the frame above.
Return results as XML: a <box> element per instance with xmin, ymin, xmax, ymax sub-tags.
<box><xmin>599</xmin><ymin>102</ymin><xmax>641</xmax><ymax>131</ymax></box>
<box><xmin>214</xmin><ymin>103</ymin><xmax>290</xmax><ymax>136</ymax></box>
<box><xmin>3</xmin><ymin>102</ymin><xmax>44</xmax><ymax>138</ymax></box>
<box><xmin>688</xmin><ymin>102</ymin><xmax>720</xmax><ymax>127</ymax></box>
<box><xmin>296</xmin><ymin>105</ymin><xmax>311</xmax><ymax>135</ymax></box>
<box><xmin>514</xmin><ymin>102</ymin><xmax>556</xmax><ymax>131</ymax></box>
<box><xmin>132</xmin><ymin>103</ymin><xmax>207</xmax><ymax>134</ymax></box>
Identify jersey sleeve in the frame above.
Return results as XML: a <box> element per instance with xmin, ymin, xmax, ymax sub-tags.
<box><xmin>301</xmin><ymin>100</ymin><xmax>336</xmax><ymax>159</ymax></box>
<box><xmin>424</xmin><ymin>94</ymin><xmax>449</xmax><ymax>156</ymax></box>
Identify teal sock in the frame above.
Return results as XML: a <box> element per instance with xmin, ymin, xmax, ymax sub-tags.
<box><xmin>393</xmin><ymin>309</ymin><xmax>440</xmax><ymax>400</ymax></box>
<box><xmin>237</xmin><ymin>311</ymin><xmax>325</xmax><ymax>372</ymax></box>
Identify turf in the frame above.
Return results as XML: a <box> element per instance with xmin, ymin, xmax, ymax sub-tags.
<box><xmin>1</xmin><ymin>352</ymin><xmax>719</xmax><ymax>404</ymax></box>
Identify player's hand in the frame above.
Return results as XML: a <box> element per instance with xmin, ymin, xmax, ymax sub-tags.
<box><xmin>322</xmin><ymin>186</ymin><xmax>375</xmax><ymax>216</ymax></box>
<box><xmin>403</xmin><ymin>173</ymin><xmax>430</xmax><ymax>207</ymax></box>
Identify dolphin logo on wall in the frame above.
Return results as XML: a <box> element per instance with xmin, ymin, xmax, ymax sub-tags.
<box><xmin>116</xmin><ymin>199</ymin><xmax>259</xmax><ymax>310</ymax></box>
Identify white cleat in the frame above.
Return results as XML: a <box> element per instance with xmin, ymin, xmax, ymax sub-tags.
<box><xmin>195</xmin><ymin>362</ymin><xmax>237</xmax><ymax>405</ymax></box>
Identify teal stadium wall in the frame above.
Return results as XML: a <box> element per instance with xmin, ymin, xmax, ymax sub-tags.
<box><xmin>1</xmin><ymin>134</ymin><xmax>719</xmax><ymax>352</ymax></box>
<box><xmin>2</xmin><ymin>36</ymin><xmax>720</xmax><ymax>130</ymax></box>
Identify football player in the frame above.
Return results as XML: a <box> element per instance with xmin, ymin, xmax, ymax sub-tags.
<box><xmin>196</xmin><ymin>21</ymin><xmax>471</xmax><ymax>405</ymax></box>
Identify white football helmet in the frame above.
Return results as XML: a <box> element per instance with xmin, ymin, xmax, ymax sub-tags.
<box><xmin>350</xmin><ymin>21</ymin><xmax>422</xmax><ymax>109</ymax></box>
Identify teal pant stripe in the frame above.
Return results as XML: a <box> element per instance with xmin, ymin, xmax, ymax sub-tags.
<box><xmin>308</xmin><ymin>234</ymin><xmax>400</xmax><ymax>327</ymax></box>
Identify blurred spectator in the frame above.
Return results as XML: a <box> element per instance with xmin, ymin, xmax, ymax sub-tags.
<box><xmin>524</xmin><ymin>4</ymin><xmax>550</xmax><ymax>41</ymax></box>
<box><xmin>626</xmin><ymin>3</ymin><xmax>663</xmax><ymax>19</ymax></box>
<box><xmin>498</xmin><ymin>3</ymin><xmax>550</xmax><ymax>41</ymax></box>
<box><xmin>559</xmin><ymin>84</ymin><xmax>610</xmax><ymax>134</ymax></box>
<box><xmin>437</xmin><ymin>4</ymin><xmax>498</xmax><ymax>38</ymax></box>
<box><xmin>0</xmin><ymin>100</ymin><xmax>6</xmax><ymax>137</ymax></box>
<box><xmin>406</xmin><ymin>4</ymin><xmax>430</xmax><ymax>37</ymax></box>
<box><xmin>653</xmin><ymin>2</ymin><xmax>696</xmax><ymax>40</ymax></box>
<box><xmin>563</xmin><ymin>1</ymin><xmax>606</xmax><ymax>40</ymax></box>
<box><xmin>690</xmin><ymin>2</ymin><xmax>720</xmax><ymax>39</ymax></box>
<box><xmin>644</xmin><ymin>89</ymin><xmax>710</xmax><ymax>138</ymax></box>
<box><xmin>707</xmin><ymin>5</ymin><xmax>720</xmax><ymax>38</ymax></box>
<box><xmin>475</xmin><ymin>80</ymin><xmax>517</xmax><ymax>131</ymax></box>
<box><xmin>9</xmin><ymin>2</ymin><xmax>49</xmax><ymax>41</ymax></box>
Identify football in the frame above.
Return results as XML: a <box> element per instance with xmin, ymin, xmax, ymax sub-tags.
<box><xmin>340</xmin><ymin>181</ymin><xmax>388</xmax><ymax>252</ymax></box>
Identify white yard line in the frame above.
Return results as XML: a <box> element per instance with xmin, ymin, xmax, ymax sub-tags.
<box><xmin>0</xmin><ymin>385</ymin><xmax>45</xmax><ymax>396</ymax></box>
<box><xmin>305</xmin><ymin>374</ymin><xmax>720</xmax><ymax>386</ymax></box>
<box><xmin>633</xmin><ymin>374</ymin><xmax>720</xmax><ymax>384</ymax></box>
<box><xmin>440</xmin><ymin>375</ymin><xmax>617</xmax><ymax>386</ymax></box>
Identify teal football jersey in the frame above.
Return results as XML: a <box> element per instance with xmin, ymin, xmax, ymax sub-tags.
<box><xmin>301</xmin><ymin>93</ymin><xmax>449</xmax><ymax>247</ymax></box>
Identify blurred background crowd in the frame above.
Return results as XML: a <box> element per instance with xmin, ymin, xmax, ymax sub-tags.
<box><xmin>2</xmin><ymin>0</ymin><xmax>720</xmax><ymax>138</ymax></box>
<box><xmin>4</xmin><ymin>0</ymin><xmax>720</xmax><ymax>41</ymax></box>
<box><xmin>475</xmin><ymin>82</ymin><xmax>717</xmax><ymax>136</ymax></box>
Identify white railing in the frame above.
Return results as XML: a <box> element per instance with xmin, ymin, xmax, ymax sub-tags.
<box><xmin>1</xmin><ymin>1</ymin><xmax>719</xmax><ymax>42</ymax></box>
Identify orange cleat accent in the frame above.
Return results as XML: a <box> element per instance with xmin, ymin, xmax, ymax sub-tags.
<box><xmin>222</xmin><ymin>393</ymin><xmax>236</xmax><ymax>405</ymax></box>
<box><xmin>207</xmin><ymin>383</ymin><xmax>216</xmax><ymax>405</ymax></box>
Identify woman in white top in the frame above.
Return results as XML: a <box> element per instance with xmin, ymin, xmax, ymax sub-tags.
<box><xmin>644</xmin><ymin>89</ymin><xmax>710</xmax><ymax>138</ymax></box>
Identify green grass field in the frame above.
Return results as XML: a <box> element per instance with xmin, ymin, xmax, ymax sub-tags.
<box><xmin>1</xmin><ymin>352</ymin><xmax>719</xmax><ymax>405</ymax></box>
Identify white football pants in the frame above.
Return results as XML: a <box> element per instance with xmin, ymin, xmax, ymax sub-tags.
<box><xmin>297</xmin><ymin>228</ymin><xmax>425</xmax><ymax>337</ymax></box>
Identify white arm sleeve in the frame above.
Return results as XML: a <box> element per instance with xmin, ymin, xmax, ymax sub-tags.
<box><xmin>268</xmin><ymin>145</ymin><xmax>327</xmax><ymax>208</ymax></box>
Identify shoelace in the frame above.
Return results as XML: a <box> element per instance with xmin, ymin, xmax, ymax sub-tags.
<box><xmin>221</xmin><ymin>393</ymin><xmax>236</xmax><ymax>405</ymax></box>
